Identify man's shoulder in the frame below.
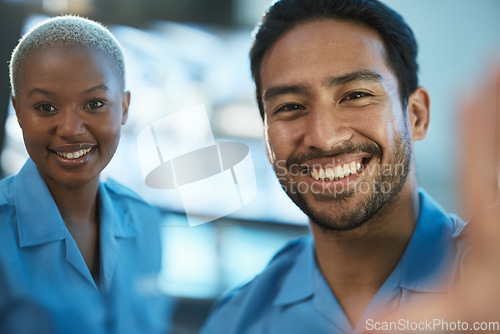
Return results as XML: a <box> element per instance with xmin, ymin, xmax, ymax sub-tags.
<box><xmin>268</xmin><ymin>235</ymin><xmax>310</xmax><ymax>261</ymax></box>
<box><xmin>419</xmin><ymin>189</ymin><xmax>466</xmax><ymax>235</ymax></box>
<box><xmin>221</xmin><ymin>236</ymin><xmax>311</xmax><ymax>301</ymax></box>
<box><xmin>200</xmin><ymin>236</ymin><xmax>311</xmax><ymax>333</ymax></box>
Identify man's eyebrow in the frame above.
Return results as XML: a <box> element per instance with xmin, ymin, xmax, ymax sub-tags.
<box><xmin>262</xmin><ymin>71</ymin><xmax>383</xmax><ymax>102</ymax></box>
<box><xmin>326</xmin><ymin>71</ymin><xmax>383</xmax><ymax>87</ymax></box>
<box><xmin>263</xmin><ymin>84</ymin><xmax>310</xmax><ymax>102</ymax></box>
<box><xmin>83</xmin><ymin>84</ymin><xmax>109</xmax><ymax>95</ymax></box>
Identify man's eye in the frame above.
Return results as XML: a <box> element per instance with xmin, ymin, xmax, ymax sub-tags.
<box><xmin>34</xmin><ymin>103</ymin><xmax>57</xmax><ymax>113</ymax></box>
<box><xmin>84</xmin><ymin>100</ymin><xmax>104</xmax><ymax>110</ymax></box>
<box><xmin>275</xmin><ymin>103</ymin><xmax>304</xmax><ymax>113</ymax></box>
<box><xmin>343</xmin><ymin>91</ymin><xmax>372</xmax><ymax>101</ymax></box>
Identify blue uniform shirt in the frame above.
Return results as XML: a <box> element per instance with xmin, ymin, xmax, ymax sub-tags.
<box><xmin>0</xmin><ymin>159</ymin><xmax>171</xmax><ymax>334</ymax></box>
<box><xmin>201</xmin><ymin>191</ymin><xmax>465</xmax><ymax>334</ymax></box>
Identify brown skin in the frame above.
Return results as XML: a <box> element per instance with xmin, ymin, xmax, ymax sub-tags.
<box><xmin>12</xmin><ymin>46</ymin><xmax>130</xmax><ymax>272</ymax></box>
<box><xmin>260</xmin><ymin>20</ymin><xmax>429</xmax><ymax>325</ymax></box>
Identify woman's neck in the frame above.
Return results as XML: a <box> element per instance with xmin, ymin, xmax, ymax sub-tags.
<box><xmin>42</xmin><ymin>175</ymin><xmax>101</xmax><ymax>274</ymax></box>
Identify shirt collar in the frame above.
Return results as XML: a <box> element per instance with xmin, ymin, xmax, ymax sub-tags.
<box><xmin>98</xmin><ymin>180</ymin><xmax>138</xmax><ymax>290</ymax></box>
<box><xmin>399</xmin><ymin>189</ymin><xmax>463</xmax><ymax>293</ymax></box>
<box><xmin>273</xmin><ymin>237</ymin><xmax>315</xmax><ymax>306</ymax></box>
<box><xmin>98</xmin><ymin>180</ymin><xmax>138</xmax><ymax>239</ymax></box>
<box><xmin>14</xmin><ymin>159</ymin><xmax>138</xmax><ymax>249</ymax></box>
<box><xmin>14</xmin><ymin>159</ymin><xmax>66</xmax><ymax>247</ymax></box>
<box><xmin>272</xmin><ymin>189</ymin><xmax>462</xmax><ymax>307</ymax></box>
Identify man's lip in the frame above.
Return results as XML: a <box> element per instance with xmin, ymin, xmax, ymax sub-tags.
<box><xmin>298</xmin><ymin>153</ymin><xmax>372</xmax><ymax>170</ymax></box>
<box><xmin>50</xmin><ymin>143</ymin><xmax>96</xmax><ymax>153</ymax></box>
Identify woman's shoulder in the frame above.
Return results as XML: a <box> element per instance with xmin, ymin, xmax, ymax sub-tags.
<box><xmin>101</xmin><ymin>178</ymin><xmax>160</xmax><ymax>216</ymax></box>
<box><xmin>0</xmin><ymin>175</ymin><xmax>15</xmax><ymax>210</ymax></box>
<box><xmin>102</xmin><ymin>178</ymin><xmax>148</xmax><ymax>205</ymax></box>
<box><xmin>0</xmin><ymin>176</ymin><xmax>17</xmax><ymax>231</ymax></box>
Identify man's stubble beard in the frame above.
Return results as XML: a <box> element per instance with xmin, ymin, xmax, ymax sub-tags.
<box><xmin>274</xmin><ymin>131</ymin><xmax>412</xmax><ymax>232</ymax></box>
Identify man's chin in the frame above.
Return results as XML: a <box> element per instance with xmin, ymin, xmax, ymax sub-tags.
<box><xmin>289</xmin><ymin>191</ymin><xmax>373</xmax><ymax>231</ymax></box>
<box><xmin>310</xmin><ymin>188</ymin><xmax>357</xmax><ymax>202</ymax></box>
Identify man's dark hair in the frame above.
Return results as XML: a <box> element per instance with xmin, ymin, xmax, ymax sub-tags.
<box><xmin>250</xmin><ymin>0</ymin><xmax>419</xmax><ymax>118</ymax></box>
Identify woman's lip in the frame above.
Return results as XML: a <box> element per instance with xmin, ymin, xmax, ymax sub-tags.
<box><xmin>50</xmin><ymin>147</ymin><xmax>95</xmax><ymax>167</ymax></box>
<box><xmin>50</xmin><ymin>143</ymin><xmax>95</xmax><ymax>153</ymax></box>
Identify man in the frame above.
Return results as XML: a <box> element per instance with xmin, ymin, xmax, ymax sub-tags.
<box><xmin>201</xmin><ymin>0</ymin><xmax>496</xmax><ymax>333</ymax></box>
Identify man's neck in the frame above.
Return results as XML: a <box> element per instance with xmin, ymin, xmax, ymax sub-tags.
<box><xmin>310</xmin><ymin>183</ymin><xmax>420</xmax><ymax>327</ymax></box>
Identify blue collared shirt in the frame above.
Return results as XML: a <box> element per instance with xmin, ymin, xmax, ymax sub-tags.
<box><xmin>201</xmin><ymin>190</ymin><xmax>465</xmax><ymax>334</ymax></box>
<box><xmin>0</xmin><ymin>159</ymin><xmax>171</xmax><ymax>334</ymax></box>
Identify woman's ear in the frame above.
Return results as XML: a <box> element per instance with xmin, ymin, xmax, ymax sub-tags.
<box><xmin>11</xmin><ymin>96</ymin><xmax>22</xmax><ymax>129</ymax></box>
<box><xmin>407</xmin><ymin>87</ymin><xmax>430</xmax><ymax>142</ymax></box>
<box><xmin>121</xmin><ymin>91</ymin><xmax>130</xmax><ymax>125</ymax></box>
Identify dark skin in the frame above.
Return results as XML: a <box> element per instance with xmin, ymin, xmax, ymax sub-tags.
<box><xmin>13</xmin><ymin>46</ymin><xmax>130</xmax><ymax>279</ymax></box>
<box><xmin>51</xmin><ymin>181</ymin><xmax>100</xmax><ymax>276</ymax></box>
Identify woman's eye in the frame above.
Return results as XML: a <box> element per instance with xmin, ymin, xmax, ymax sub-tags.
<box><xmin>275</xmin><ymin>103</ymin><xmax>304</xmax><ymax>113</ymax></box>
<box><xmin>84</xmin><ymin>100</ymin><xmax>104</xmax><ymax>110</ymax></box>
<box><xmin>343</xmin><ymin>91</ymin><xmax>372</xmax><ymax>101</ymax></box>
<box><xmin>34</xmin><ymin>103</ymin><xmax>57</xmax><ymax>113</ymax></box>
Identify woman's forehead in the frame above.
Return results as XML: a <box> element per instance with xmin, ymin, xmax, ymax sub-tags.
<box><xmin>18</xmin><ymin>47</ymin><xmax>122</xmax><ymax>93</ymax></box>
<box><xmin>17</xmin><ymin>45</ymin><xmax>123</xmax><ymax>93</ymax></box>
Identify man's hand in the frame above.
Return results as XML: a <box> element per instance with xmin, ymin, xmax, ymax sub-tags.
<box><xmin>454</xmin><ymin>65</ymin><xmax>500</xmax><ymax>324</ymax></box>
<box><xmin>366</xmin><ymin>67</ymin><xmax>500</xmax><ymax>333</ymax></box>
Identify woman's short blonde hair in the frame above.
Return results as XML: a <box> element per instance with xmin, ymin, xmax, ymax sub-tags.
<box><xmin>9</xmin><ymin>15</ymin><xmax>125</xmax><ymax>97</ymax></box>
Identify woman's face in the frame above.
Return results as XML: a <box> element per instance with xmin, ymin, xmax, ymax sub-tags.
<box><xmin>12</xmin><ymin>46</ymin><xmax>129</xmax><ymax>189</ymax></box>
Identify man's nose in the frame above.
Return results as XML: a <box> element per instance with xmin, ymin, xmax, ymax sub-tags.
<box><xmin>303</xmin><ymin>104</ymin><xmax>353</xmax><ymax>151</ymax></box>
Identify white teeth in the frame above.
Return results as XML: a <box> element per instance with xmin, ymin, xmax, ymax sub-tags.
<box><xmin>334</xmin><ymin>165</ymin><xmax>344</xmax><ymax>179</ymax></box>
<box><xmin>325</xmin><ymin>167</ymin><xmax>335</xmax><ymax>181</ymax></box>
<box><xmin>56</xmin><ymin>148</ymin><xmax>91</xmax><ymax>159</ymax></box>
<box><xmin>310</xmin><ymin>161</ymin><xmax>363</xmax><ymax>181</ymax></box>
<box><xmin>350</xmin><ymin>161</ymin><xmax>357</xmax><ymax>174</ymax></box>
<box><xmin>343</xmin><ymin>164</ymin><xmax>350</xmax><ymax>177</ymax></box>
<box><xmin>318</xmin><ymin>168</ymin><xmax>326</xmax><ymax>180</ymax></box>
<box><xmin>311</xmin><ymin>168</ymin><xmax>319</xmax><ymax>180</ymax></box>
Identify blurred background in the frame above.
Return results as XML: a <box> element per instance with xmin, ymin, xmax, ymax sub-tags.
<box><xmin>0</xmin><ymin>0</ymin><xmax>499</xmax><ymax>332</ymax></box>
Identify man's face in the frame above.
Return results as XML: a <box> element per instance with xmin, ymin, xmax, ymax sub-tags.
<box><xmin>13</xmin><ymin>46</ymin><xmax>129</xmax><ymax>190</ymax></box>
<box><xmin>260</xmin><ymin>20</ymin><xmax>413</xmax><ymax>230</ymax></box>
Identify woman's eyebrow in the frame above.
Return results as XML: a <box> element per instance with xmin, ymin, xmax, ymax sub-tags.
<box><xmin>27</xmin><ymin>88</ymin><xmax>55</xmax><ymax>98</ymax></box>
<box><xmin>26</xmin><ymin>84</ymin><xmax>110</xmax><ymax>98</ymax></box>
<box><xmin>83</xmin><ymin>84</ymin><xmax>109</xmax><ymax>95</ymax></box>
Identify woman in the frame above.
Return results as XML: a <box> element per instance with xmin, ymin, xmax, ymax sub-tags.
<box><xmin>0</xmin><ymin>15</ymin><xmax>170</xmax><ymax>333</ymax></box>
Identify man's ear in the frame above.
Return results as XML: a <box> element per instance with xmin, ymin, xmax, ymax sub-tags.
<box><xmin>11</xmin><ymin>96</ymin><xmax>22</xmax><ymax>129</ymax></box>
<box><xmin>263</xmin><ymin>114</ymin><xmax>276</xmax><ymax>164</ymax></box>
<box><xmin>407</xmin><ymin>87</ymin><xmax>430</xmax><ymax>142</ymax></box>
<box><xmin>121</xmin><ymin>91</ymin><xmax>130</xmax><ymax>125</ymax></box>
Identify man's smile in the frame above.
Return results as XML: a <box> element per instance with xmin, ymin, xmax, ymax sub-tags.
<box><xmin>311</xmin><ymin>161</ymin><xmax>363</xmax><ymax>181</ymax></box>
